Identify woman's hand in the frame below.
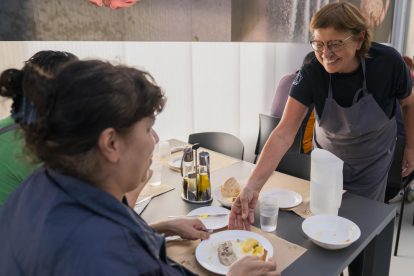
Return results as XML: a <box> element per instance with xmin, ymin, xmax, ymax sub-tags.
<box><xmin>402</xmin><ymin>147</ymin><xmax>414</xmax><ymax>177</ymax></box>
<box><xmin>228</xmin><ymin>256</ymin><xmax>281</xmax><ymax>276</ymax></box>
<box><xmin>125</xmin><ymin>169</ymin><xmax>153</xmax><ymax>208</ymax></box>
<box><xmin>150</xmin><ymin>218</ymin><xmax>210</xmax><ymax>240</ymax></box>
<box><xmin>88</xmin><ymin>0</ymin><xmax>141</xmax><ymax>9</ymax></box>
<box><xmin>228</xmin><ymin>185</ymin><xmax>260</xmax><ymax>231</ymax></box>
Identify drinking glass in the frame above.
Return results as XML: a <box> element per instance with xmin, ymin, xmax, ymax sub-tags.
<box><xmin>149</xmin><ymin>160</ymin><xmax>162</xmax><ymax>186</ymax></box>
<box><xmin>260</xmin><ymin>197</ymin><xmax>279</xmax><ymax>232</ymax></box>
<box><xmin>158</xmin><ymin>141</ymin><xmax>171</xmax><ymax>160</ymax></box>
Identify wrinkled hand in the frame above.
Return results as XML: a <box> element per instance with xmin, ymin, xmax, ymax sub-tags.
<box><xmin>167</xmin><ymin>218</ymin><xmax>210</xmax><ymax>240</ymax></box>
<box><xmin>88</xmin><ymin>0</ymin><xmax>141</xmax><ymax>9</ymax></box>
<box><xmin>402</xmin><ymin>147</ymin><xmax>414</xmax><ymax>177</ymax></box>
<box><xmin>229</xmin><ymin>185</ymin><xmax>259</xmax><ymax>231</ymax></box>
<box><xmin>228</xmin><ymin>256</ymin><xmax>281</xmax><ymax>276</ymax></box>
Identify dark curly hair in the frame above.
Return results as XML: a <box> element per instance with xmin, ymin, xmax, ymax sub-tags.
<box><xmin>0</xmin><ymin>60</ymin><xmax>166</xmax><ymax>183</ymax></box>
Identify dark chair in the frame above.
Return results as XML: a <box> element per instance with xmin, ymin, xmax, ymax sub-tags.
<box><xmin>254</xmin><ymin>114</ymin><xmax>302</xmax><ymax>164</ymax></box>
<box><xmin>188</xmin><ymin>132</ymin><xmax>244</xmax><ymax>160</ymax></box>
<box><xmin>388</xmin><ymin>136</ymin><xmax>414</xmax><ymax>256</ymax></box>
<box><xmin>275</xmin><ymin>153</ymin><xmax>311</xmax><ymax>181</ymax></box>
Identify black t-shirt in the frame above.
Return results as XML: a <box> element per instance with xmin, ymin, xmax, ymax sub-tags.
<box><xmin>289</xmin><ymin>42</ymin><xmax>413</xmax><ymax>120</ymax></box>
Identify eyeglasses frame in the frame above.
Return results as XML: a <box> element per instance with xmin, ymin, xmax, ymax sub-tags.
<box><xmin>310</xmin><ymin>34</ymin><xmax>354</xmax><ymax>52</ymax></box>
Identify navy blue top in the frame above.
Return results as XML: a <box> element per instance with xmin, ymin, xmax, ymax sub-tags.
<box><xmin>0</xmin><ymin>167</ymin><xmax>194</xmax><ymax>276</ymax></box>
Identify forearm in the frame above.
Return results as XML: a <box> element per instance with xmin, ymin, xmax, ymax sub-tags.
<box><xmin>401</xmin><ymin>104</ymin><xmax>414</xmax><ymax>149</ymax></box>
<box><xmin>400</xmin><ymin>91</ymin><xmax>414</xmax><ymax>149</ymax></box>
<box><xmin>247</xmin><ymin>129</ymin><xmax>294</xmax><ymax>191</ymax></box>
<box><xmin>247</xmin><ymin>97</ymin><xmax>308</xmax><ymax>192</ymax></box>
<box><xmin>149</xmin><ymin>220</ymin><xmax>176</xmax><ymax>237</ymax></box>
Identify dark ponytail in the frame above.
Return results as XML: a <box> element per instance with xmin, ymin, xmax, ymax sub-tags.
<box><xmin>0</xmin><ymin>66</ymin><xmax>55</xmax><ymax>142</ymax></box>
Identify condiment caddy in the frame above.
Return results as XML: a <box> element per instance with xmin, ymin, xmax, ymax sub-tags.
<box><xmin>180</xmin><ymin>143</ymin><xmax>212</xmax><ymax>203</ymax></box>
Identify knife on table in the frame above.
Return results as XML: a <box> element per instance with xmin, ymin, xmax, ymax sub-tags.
<box><xmin>168</xmin><ymin>214</ymin><xmax>228</xmax><ymax>219</ymax></box>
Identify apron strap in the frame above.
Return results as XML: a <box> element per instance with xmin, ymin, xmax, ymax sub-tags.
<box><xmin>328</xmin><ymin>74</ymin><xmax>333</xmax><ymax>99</ymax></box>
<box><xmin>351</xmin><ymin>58</ymin><xmax>369</xmax><ymax>105</ymax></box>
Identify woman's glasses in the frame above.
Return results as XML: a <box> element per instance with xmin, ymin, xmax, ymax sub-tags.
<box><xmin>310</xmin><ymin>34</ymin><xmax>353</xmax><ymax>52</ymax></box>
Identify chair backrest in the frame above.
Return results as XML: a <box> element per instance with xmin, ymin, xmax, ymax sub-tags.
<box><xmin>254</xmin><ymin>114</ymin><xmax>302</xmax><ymax>163</ymax></box>
<box><xmin>188</xmin><ymin>132</ymin><xmax>244</xmax><ymax>160</ymax></box>
<box><xmin>276</xmin><ymin>153</ymin><xmax>311</xmax><ymax>181</ymax></box>
<box><xmin>387</xmin><ymin>136</ymin><xmax>406</xmax><ymax>189</ymax></box>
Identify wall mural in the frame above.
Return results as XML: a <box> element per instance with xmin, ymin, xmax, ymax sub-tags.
<box><xmin>0</xmin><ymin>0</ymin><xmax>394</xmax><ymax>43</ymax></box>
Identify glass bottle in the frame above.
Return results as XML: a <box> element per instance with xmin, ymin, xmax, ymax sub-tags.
<box><xmin>187</xmin><ymin>172</ymin><xmax>198</xmax><ymax>201</ymax></box>
<box><xmin>181</xmin><ymin>148</ymin><xmax>194</xmax><ymax>199</ymax></box>
<box><xmin>198</xmin><ymin>152</ymin><xmax>211</xmax><ymax>201</ymax></box>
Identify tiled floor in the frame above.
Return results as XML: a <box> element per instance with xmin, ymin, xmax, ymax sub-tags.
<box><xmin>341</xmin><ymin>200</ymin><xmax>414</xmax><ymax>276</ymax></box>
<box><xmin>389</xmin><ymin>200</ymin><xmax>414</xmax><ymax>276</ymax></box>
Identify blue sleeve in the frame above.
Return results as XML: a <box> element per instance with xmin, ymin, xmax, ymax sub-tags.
<box><xmin>53</xmin><ymin>220</ymin><xmax>160</xmax><ymax>276</ymax></box>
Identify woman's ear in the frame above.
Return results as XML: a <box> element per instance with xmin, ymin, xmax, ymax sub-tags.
<box><xmin>357</xmin><ymin>31</ymin><xmax>365</xmax><ymax>50</ymax></box>
<box><xmin>98</xmin><ymin>128</ymin><xmax>120</xmax><ymax>163</ymax></box>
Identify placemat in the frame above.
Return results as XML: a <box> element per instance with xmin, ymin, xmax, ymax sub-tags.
<box><xmin>140</xmin><ymin>183</ymin><xmax>175</xmax><ymax>198</ymax></box>
<box><xmin>154</xmin><ymin>145</ymin><xmax>240</xmax><ymax>173</ymax></box>
<box><xmin>241</xmin><ymin>171</ymin><xmax>346</xmax><ymax>219</ymax></box>
<box><xmin>166</xmin><ymin>226</ymin><xmax>307</xmax><ymax>275</ymax></box>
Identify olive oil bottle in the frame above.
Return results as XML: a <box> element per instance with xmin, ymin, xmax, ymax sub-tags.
<box><xmin>198</xmin><ymin>152</ymin><xmax>211</xmax><ymax>201</ymax></box>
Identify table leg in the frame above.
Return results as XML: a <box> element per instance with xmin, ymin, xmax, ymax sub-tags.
<box><xmin>362</xmin><ymin>217</ymin><xmax>395</xmax><ymax>276</ymax></box>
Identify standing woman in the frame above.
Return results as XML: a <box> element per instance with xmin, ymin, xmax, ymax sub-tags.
<box><xmin>230</xmin><ymin>0</ymin><xmax>414</xmax><ymax>243</ymax></box>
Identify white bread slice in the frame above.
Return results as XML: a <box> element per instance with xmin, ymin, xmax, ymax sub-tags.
<box><xmin>261</xmin><ymin>248</ymin><xmax>268</xmax><ymax>261</ymax></box>
<box><xmin>221</xmin><ymin>177</ymin><xmax>241</xmax><ymax>197</ymax></box>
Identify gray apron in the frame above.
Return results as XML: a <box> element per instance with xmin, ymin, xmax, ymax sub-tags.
<box><xmin>313</xmin><ymin>59</ymin><xmax>397</xmax><ymax>202</ymax></box>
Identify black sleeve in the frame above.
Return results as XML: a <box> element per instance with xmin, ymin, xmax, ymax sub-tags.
<box><xmin>288</xmin><ymin>70</ymin><xmax>313</xmax><ymax>107</ymax></box>
<box><xmin>394</xmin><ymin>57</ymin><xmax>413</xmax><ymax>100</ymax></box>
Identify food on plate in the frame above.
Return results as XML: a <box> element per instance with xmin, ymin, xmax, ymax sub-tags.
<box><xmin>218</xmin><ymin>241</ymin><xmax>237</xmax><ymax>266</ymax></box>
<box><xmin>252</xmin><ymin>246</ymin><xmax>266</xmax><ymax>258</ymax></box>
<box><xmin>221</xmin><ymin>177</ymin><xmax>241</xmax><ymax>197</ymax></box>
<box><xmin>221</xmin><ymin>196</ymin><xmax>237</xmax><ymax>203</ymax></box>
<box><xmin>217</xmin><ymin>238</ymin><xmax>268</xmax><ymax>266</ymax></box>
<box><xmin>242</xmin><ymin>238</ymin><xmax>259</xmax><ymax>252</ymax></box>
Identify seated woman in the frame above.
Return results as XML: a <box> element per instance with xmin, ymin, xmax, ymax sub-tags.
<box><xmin>0</xmin><ymin>50</ymin><xmax>78</xmax><ymax>208</ymax></box>
<box><xmin>0</xmin><ymin>60</ymin><xmax>279</xmax><ymax>276</ymax></box>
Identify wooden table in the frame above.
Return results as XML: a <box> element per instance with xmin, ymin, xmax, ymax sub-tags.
<box><xmin>141</xmin><ymin>139</ymin><xmax>396</xmax><ymax>276</ymax></box>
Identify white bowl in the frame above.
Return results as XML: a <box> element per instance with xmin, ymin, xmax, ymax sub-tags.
<box><xmin>213</xmin><ymin>183</ymin><xmax>245</xmax><ymax>208</ymax></box>
<box><xmin>302</xmin><ymin>214</ymin><xmax>361</xmax><ymax>250</ymax></box>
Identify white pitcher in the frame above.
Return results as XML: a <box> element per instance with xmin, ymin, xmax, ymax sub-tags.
<box><xmin>310</xmin><ymin>148</ymin><xmax>344</xmax><ymax>216</ymax></box>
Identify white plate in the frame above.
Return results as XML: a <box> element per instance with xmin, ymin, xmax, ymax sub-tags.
<box><xmin>196</xmin><ymin>230</ymin><xmax>274</xmax><ymax>275</ymax></box>
<box><xmin>302</xmin><ymin>214</ymin><xmax>361</xmax><ymax>250</ymax></box>
<box><xmin>213</xmin><ymin>183</ymin><xmax>246</xmax><ymax>208</ymax></box>
<box><xmin>168</xmin><ymin>157</ymin><xmax>182</xmax><ymax>169</ymax></box>
<box><xmin>261</xmin><ymin>189</ymin><xmax>303</xmax><ymax>208</ymax></box>
<box><xmin>188</xmin><ymin>206</ymin><xmax>230</xmax><ymax>230</ymax></box>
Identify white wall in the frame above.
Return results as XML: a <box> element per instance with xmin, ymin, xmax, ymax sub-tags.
<box><xmin>0</xmin><ymin>41</ymin><xmax>309</xmax><ymax>163</ymax></box>
<box><xmin>406</xmin><ymin>1</ymin><xmax>414</xmax><ymax>58</ymax></box>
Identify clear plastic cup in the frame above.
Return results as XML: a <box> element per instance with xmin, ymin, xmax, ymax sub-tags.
<box><xmin>149</xmin><ymin>160</ymin><xmax>162</xmax><ymax>186</ymax></box>
<box><xmin>260</xmin><ymin>197</ymin><xmax>279</xmax><ymax>232</ymax></box>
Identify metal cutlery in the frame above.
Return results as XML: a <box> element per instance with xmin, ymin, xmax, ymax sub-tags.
<box><xmin>168</xmin><ymin>214</ymin><xmax>228</xmax><ymax>218</ymax></box>
<box><xmin>135</xmin><ymin>195</ymin><xmax>154</xmax><ymax>206</ymax></box>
